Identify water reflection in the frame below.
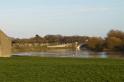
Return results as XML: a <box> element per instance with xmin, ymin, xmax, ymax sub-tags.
<box><xmin>98</xmin><ymin>52</ymin><xmax>107</xmax><ymax>58</ymax></box>
<box><xmin>13</xmin><ymin>49</ymin><xmax>124</xmax><ymax>58</ymax></box>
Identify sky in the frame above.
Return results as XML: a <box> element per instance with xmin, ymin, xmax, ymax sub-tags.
<box><xmin>0</xmin><ymin>0</ymin><xmax>124</xmax><ymax>38</ymax></box>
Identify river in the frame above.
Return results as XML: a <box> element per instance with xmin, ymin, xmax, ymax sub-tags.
<box><xmin>13</xmin><ymin>49</ymin><xmax>124</xmax><ymax>58</ymax></box>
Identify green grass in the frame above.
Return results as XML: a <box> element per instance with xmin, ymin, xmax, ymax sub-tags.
<box><xmin>0</xmin><ymin>56</ymin><xmax>124</xmax><ymax>82</ymax></box>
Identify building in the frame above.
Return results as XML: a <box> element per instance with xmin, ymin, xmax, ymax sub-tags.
<box><xmin>0</xmin><ymin>30</ymin><xmax>11</xmax><ymax>57</ymax></box>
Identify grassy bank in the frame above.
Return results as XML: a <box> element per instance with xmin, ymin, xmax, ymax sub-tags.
<box><xmin>0</xmin><ymin>56</ymin><xmax>124</xmax><ymax>82</ymax></box>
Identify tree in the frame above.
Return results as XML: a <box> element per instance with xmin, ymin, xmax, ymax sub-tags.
<box><xmin>106</xmin><ymin>37</ymin><xmax>122</xmax><ymax>50</ymax></box>
<box><xmin>106</xmin><ymin>29</ymin><xmax>124</xmax><ymax>51</ymax></box>
<box><xmin>107</xmin><ymin>30</ymin><xmax>124</xmax><ymax>39</ymax></box>
<box><xmin>106</xmin><ymin>30</ymin><xmax>124</xmax><ymax>51</ymax></box>
<box><xmin>86</xmin><ymin>37</ymin><xmax>104</xmax><ymax>51</ymax></box>
<box><xmin>44</xmin><ymin>35</ymin><xmax>62</xmax><ymax>43</ymax></box>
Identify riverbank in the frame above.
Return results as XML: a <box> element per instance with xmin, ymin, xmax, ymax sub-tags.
<box><xmin>0</xmin><ymin>56</ymin><xmax>124</xmax><ymax>82</ymax></box>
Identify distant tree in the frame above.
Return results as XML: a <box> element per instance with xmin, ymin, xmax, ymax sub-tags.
<box><xmin>106</xmin><ymin>30</ymin><xmax>124</xmax><ymax>51</ymax></box>
<box><xmin>44</xmin><ymin>35</ymin><xmax>62</xmax><ymax>43</ymax></box>
<box><xmin>106</xmin><ymin>37</ymin><xmax>122</xmax><ymax>50</ymax></box>
<box><xmin>86</xmin><ymin>37</ymin><xmax>104</xmax><ymax>51</ymax></box>
<box><xmin>107</xmin><ymin>30</ymin><xmax>124</xmax><ymax>39</ymax></box>
<box><xmin>29</xmin><ymin>34</ymin><xmax>45</xmax><ymax>43</ymax></box>
<box><xmin>61</xmin><ymin>36</ymin><xmax>88</xmax><ymax>43</ymax></box>
<box><xmin>35</xmin><ymin>34</ymin><xmax>41</xmax><ymax>38</ymax></box>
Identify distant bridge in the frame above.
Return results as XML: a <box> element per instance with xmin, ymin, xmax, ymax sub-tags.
<box><xmin>47</xmin><ymin>44</ymin><xmax>71</xmax><ymax>48</ymax></box>
<box><xmin>47</xmin><ymin>43</ymin><xmax>88</xmax><ymax>50</ymax></box>
<box><xmin>76</xmin><ymin>43</ymin><xmax>88</xmax><ymax>50</ymax></box>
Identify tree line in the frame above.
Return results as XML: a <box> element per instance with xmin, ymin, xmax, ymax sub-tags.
<box><xmin>12</xmin><ymin>29</ymin><xmax>124</xmax><ymax>52</ymax></box>
<box><xmin>86</xmin><ymin>30</ymin><xmax>124</xmax><ymax>51</ymax></box>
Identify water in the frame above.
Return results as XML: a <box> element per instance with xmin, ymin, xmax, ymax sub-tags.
<box><xmin>13</xmin><ymin>49</ymin><xmax>124</xmax><ymax>58</ymax></box>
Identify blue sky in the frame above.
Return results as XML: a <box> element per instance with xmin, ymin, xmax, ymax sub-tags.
<box><xmin>0</xmin><ymin>0</ymin><xmax>124</xmax><ymax>38</ymax></box>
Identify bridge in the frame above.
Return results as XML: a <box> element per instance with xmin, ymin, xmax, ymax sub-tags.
<box><xmin>76</xmin><ymin>43</ymin><xmax>88</xmax><ymax>50</ymax></box>
<box><xmin>47</xmin><ymin>43</ymin><xmax>71</xmax><ymax>48</ymax></box>
<box><xmin>47</xmin><ymin>42</ymin><xmax>88</xmax><ymax>50</ymax></box>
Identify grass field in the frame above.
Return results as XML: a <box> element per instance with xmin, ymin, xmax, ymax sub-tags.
<box><xmin>0</xmin><ymin>56</ymin><xmax>124</xmax><ymax>82</ymax></box>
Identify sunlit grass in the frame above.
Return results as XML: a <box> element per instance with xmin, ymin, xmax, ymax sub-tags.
<box><xmin>0</xmin><ymin>56</ymin><xmax>124</xmax><ymax>82</ymax></box>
